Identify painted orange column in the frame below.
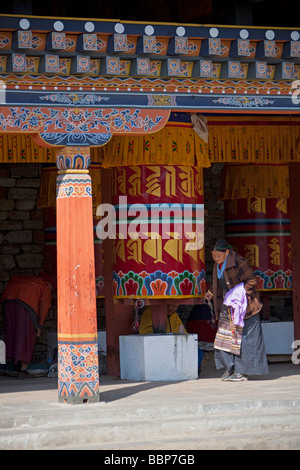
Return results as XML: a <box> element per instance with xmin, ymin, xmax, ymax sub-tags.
<box><xmin>56</xmin><ymin>147</ymin><xmax>100</xmax><ymax>403</ymax></box>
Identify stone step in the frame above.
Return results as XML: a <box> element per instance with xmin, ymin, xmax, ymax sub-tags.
<box><xmin>56</xmin><ymin>428</ymin><xmax>300</xmax><ymax>451</ymax></box>
<box><xmin>1</xmin><ymin>397</ymin><xmax>300</xmax><ymax>431</ymax></box>
<box><xmin>1</xmin><ymin>409</ymin><xmax>300</xmax><ymax>450</ymax></box>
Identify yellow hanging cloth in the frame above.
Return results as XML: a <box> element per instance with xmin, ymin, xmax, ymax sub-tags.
<box><xmin>102</xmin><ymin>123</ymin><xmax>210</xmax><ymax>168</ymax></box>
<box><xmin>220</xmin><ymin>164</ymin><xmax>289</xmax><ymax>199</ymax></box>
<box><xmin>208</xmin><ymin>124</ymin><xmax>300</xmax><ymax>164</ymax></box>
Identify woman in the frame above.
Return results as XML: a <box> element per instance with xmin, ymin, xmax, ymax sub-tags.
<box><xmin>205</xmin><ymin>239</ymin><xmax>269</xmax><ymax>382</ymax></box>
<box><xmin>1</xmin><ymin>273</ymin><xmax>53</xmax><ymax>378</ymax></box>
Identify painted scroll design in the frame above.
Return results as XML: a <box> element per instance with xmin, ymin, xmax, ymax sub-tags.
<box><xmin>0</xmin><ymin>106</ymin><xmax>169</xmax><ymax>146</ymax></box>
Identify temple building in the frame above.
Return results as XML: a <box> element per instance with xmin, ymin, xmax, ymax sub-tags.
<box><xmin>0</xmin><ymin>3</ymin><xmax>299</xmax><ymax>403</ymax></box>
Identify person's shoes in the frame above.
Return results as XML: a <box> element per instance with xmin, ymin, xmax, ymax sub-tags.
<box><xmin>17</xmin><ymin>370</ymin><xmax>35</xmax><ymax>379</ymax></box>
<box><xmin>228</xmin><ymin>372</ymin><xmax>248</xmax><ymax>382</ymax></box>
<box><xmin>221</xmin><ymin>370</ymin><xmax>233</xmax><ymax>381</ymax></box>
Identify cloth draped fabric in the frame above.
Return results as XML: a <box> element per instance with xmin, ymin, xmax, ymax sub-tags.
<box><xmin>223</xmin><ymin>282</ymin><xmax>248</xmax><ymax>328</ymax></box>
<box><xmin>4</xmin><ymin>302</ymin><xmax>37</xmax><ymax>364</ymax></box>
<box><xmin>0</xmin><ymin>134</ymin><xmax>104</xmax><ymax>163</ymax></box>
<box><xmin>0</xmin><ymin>133</ymin><xmax>55</xmax><ymax>163</ymax></box>
<box><xmin>191</xmin><ymin>114</ymin><xmax>209</xmax><ymax>143</ymax></box>
<box><xmin>0</xmin><ymin>118</ymin><xmax>299</xmax><ymax>168</ymax></box>
<box><xmin>1</xmin><ymin>119</ymin><xmax>299</xmax><ymax>205</ymax></box>
<box><xmin>214</xmin><ymin>313</ymin><xmax>269</xmax><ymax>375</ymax></box>
<box><xmin>220</xmin><ymin>163</ymin><xmax>289</xmax><ymax>199</ymax></box>
<box><xmin>208</xmin><ymin>123</ymin><xmax>300</xmax><ymax>164</ymax></box>
<box><xmin>214</xmin><ymin>305</ymin><xmax>243</xmax><ymax>356</ymax></box>
<box><xmin>102</xmin><ymin>123</ymin><xmax>210</xmax><ymax>168</ymax></box>
<box><xmin>102</xmin><ymin>120</ymin><xmax>300</xmax><ymax>169</ymax></box>
<box><xmin>217</xmin><ymin>258</ymin><xmax>228</xmax><ymax>279</ymax></box>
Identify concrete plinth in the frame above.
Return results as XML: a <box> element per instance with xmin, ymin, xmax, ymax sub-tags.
<box><xmin>262</xmin><ymin>321</ymin><xmax>294</xmax><ymax>354</ymax></box>
<box><xmin>119</xmin><ymin>334</ymin><xmax>198</xmax><ymax>381</ymax></box>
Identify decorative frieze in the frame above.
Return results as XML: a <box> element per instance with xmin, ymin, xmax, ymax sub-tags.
<box><xmin>136</xmin><ymin>35</ymin><xmax>157</xmax><ymax>54</ymax></box>
<box><xmin>283</xmin><ymin>40</ymin><xmax>300</xmax><ymax>58</ymax></box>
<box><xmin>10</xmin><ymin>53</ymin><xmax>26</xmax><ymax>72</ymax></box>
<box><xmin>167</xmin><ymin>36</ymin><xmax>188</xmax><ymax>55</ymax></box>
<box><xmin>13</xmin><ymin>30</ymin><xmax>32</xmax><ymax>49</ymax></box>
<box><xmin>0</xmin><ymin>20</ymin><xmax>298</xmax><ymax>84</ymax></box>
<box><xmin>107</xmin><ymin>33</ymin><xmax>128</xmax><ymax>52</ymax></box>
<box><xmin>230</xmin><ymin>39</ymin><xmax>252</xmax><ymax>57</ymax></box>
<box><xmin>131</xmin><ymin>57</ymin><xmax>150</xmax><ymax>76</ymax></box>
<box><xmin>46</xmin><ymin>32</ymin><xmax>66</xmax><ymax>50</ymax></box>
<box><xmin>0</xmin><ymin>17</ymin><xmax>298</xmax><ymax>115</ymax></box>
<box><xmin>77</xmin><ymin>33</ymin><xmax>98</xmax><ymax>52</ymax></box>
<box><xmin>161</xmin><ymin>58</ymin><xmax>181</xmax><ymax>77</ymax></box>
<box><xmin>275</xmin><ymin>61</ymin><xmax>295</xmax><ymax>79</ymax></box>
<box><xmin>71</xmin><ymin>55</ymin><xmax>91</xmax><ymax>74</ymax></box>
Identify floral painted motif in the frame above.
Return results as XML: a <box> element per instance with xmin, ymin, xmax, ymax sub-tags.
<box><xmin>0</xmin><ymin>107</ymin><xmax>169</xmax><ymax>146</ymax></box>
<box><xmin>113</xmin><ymin>269</ymin><xmax>206</xmax><ymax>297</ymax></box>
<box><xmin>40</xmin><ymin>93</ymin><xmax>109</xmax><ymax>105</ymax></box>
<box><xmin>0</xmin><ymin>34</ymin><xmax>11</xmax><ymax>48</ymax></box>
<box><xmin>212</xmin><ymin>97</ymin><xmax>274</xmax><ymax>108</ymax></box>
<box><xmin>56</xmin><ymin>174</ymin><xmax>92</xmax><ymax>200</ymax></box>
<box><xmin>254</xmin><ymin>269</ymin><xmax>292</xmax><ymax>290</ymax></box>
<box><xmin>12</xmin><ymin>54</ymin><xmax>26</xmax><ymax>72</ymax></box>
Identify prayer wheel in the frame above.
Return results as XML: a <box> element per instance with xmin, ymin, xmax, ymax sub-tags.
<box><xmin>110</xmin><ymin>164</ymin><xmax>206</xmax><ymax>298</ymax></box>
<box><xmin>225</xmin><ymin>197</ymin><xmax>292</xmax><ymax>290</ymax></box>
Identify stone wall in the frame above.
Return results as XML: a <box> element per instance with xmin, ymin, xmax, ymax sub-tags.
<box><xmin>0</xmin><ymin>163</ymin><xmax>44</xmax><ymax>285</ymax></box>
<box><xmin>0</xmin><ymin>163</ymin><xmax>56</xmax><ymax>362</ymax></box>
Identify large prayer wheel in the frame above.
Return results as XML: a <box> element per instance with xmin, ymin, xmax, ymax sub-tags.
<box><xmin>111</xmin><ymin>164</ymin><xmax>206</xmax><ymax>298</ymax></box>
<box><xmin>225</xmin><ymin>197</ymin><xmax>292</xmax><ymax>290</ymax></box>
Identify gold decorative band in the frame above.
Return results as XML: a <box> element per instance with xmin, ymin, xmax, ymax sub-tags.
<box><xmin>58</xmin><ymin>169</ymin><xmax>89</xmax><ymax>174</ymax></box>
<box><xmin>58</xmin><ymin>332</ymin><xmax>97</xmax><ymax>341</ymax></box>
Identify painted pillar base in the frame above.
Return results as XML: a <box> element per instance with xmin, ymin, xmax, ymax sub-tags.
<box><xmin>58</xmin><ymin>393</ymin><xmax>99</xmax><ymax>405</ymax></box>
<box><xmin>119</xmin><ymin>334</ymin><xmax>198</xmax><ymax>381</ymax></box>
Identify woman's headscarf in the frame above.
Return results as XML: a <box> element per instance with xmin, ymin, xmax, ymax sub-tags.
<box><xmin>211</xmin><ymin>239</ymin><xmax>231</xmax><ymax>252</ymax></box>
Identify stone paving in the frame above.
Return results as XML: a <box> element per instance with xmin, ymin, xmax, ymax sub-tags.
<box><xmin>0</xmin><ymin>361</ymin><xmax>300</xmax><ymax>450</ymax></box>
